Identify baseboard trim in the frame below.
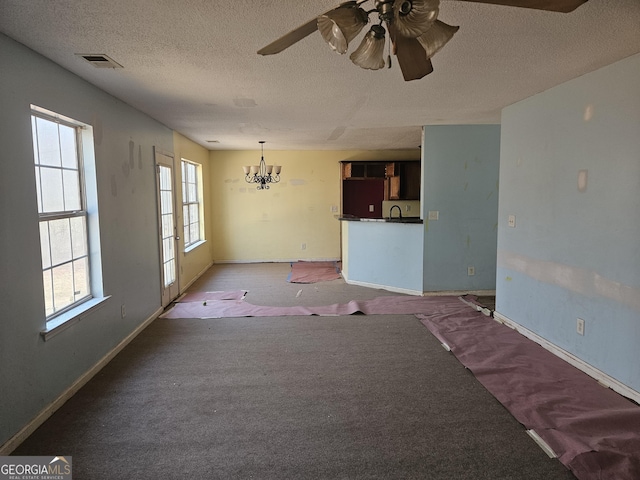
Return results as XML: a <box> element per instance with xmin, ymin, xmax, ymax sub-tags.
<box><xmin>0</xmin><ymin>307</ymin><xmax>163</xmax><ymax>455</ymax></box>
<box><xmin>214</xmin><ymin>258</ymin><xmax>341</xmax><ymax>264</ymax></box>
<box><xmin>180</xmin><ymin>261</ymin><xmax>214</xmax><ymax>294</ymax></box>
<box><xmin>494</xmin><ymin>311</ymin><xmax>640</xmax><ymax>405</ymax></box>
<box><xmin>343</xmin><ymin>278</ymin><xmax>422</xmax><ymax>296</ymax></box>
<box><xmin>423</xmin><ymin>289</ymin><xmax>496</xmax><ymax>297</ymax></box>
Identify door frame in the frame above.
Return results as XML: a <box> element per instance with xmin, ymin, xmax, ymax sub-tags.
<box><xmin>154</xmin><ymin>147</ymin><xmax>180</xmax><ymax>307</ymax></box>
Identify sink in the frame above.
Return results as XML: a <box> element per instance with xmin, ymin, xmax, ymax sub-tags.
<box><xmin>385</xmin><ymin>217</ymin><xmax>422</xmax><ymax>223</ymax></box>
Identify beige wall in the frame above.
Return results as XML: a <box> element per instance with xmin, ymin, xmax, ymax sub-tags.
<box><xmin>209</xmin><ymin>149</ymin><xmax>419</xmax><ymax>263</ymax></box>
<box><xmin>173</xmin><ymin>132</ymin><xmax>214</xmax><ymax>290</ymax></box>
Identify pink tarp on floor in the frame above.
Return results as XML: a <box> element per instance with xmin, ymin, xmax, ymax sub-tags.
<box><xmin>178</xmin><ymin>290</ymin><xmax>247</xmax><ymax>302</ymax></box>
<box><xmin>160</xmin><ymin>294</ymin><xmax>460</xmax><ymax>319</ymax></box>
<box><xmin>287</xmin><ymin>260</ymin><xmax>341</xmax><ymax>283</ymax></box>
<box><xmin>416</xmin><ymin>303</ymin><xmax>640</xmax><ymax>480</ymax></box>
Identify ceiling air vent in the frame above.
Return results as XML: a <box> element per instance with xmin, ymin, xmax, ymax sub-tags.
<box><xmin>77</xmin><ymin>54</ymin><xmax>123</xmax><ymax>69</ymax></box>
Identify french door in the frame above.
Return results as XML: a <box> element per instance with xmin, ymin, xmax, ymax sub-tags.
<box><xmin>154</xmin><ymin>148</ymin><xmax>180</xmax><ymax>307</ymax></box>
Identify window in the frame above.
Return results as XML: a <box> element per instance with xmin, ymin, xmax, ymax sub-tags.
<box><xmin>181</xmin><ymin>159</ymin><xmax>203</xmax><ymax>249</ymax></box>
<box><xmin>31</xmin><ymin>107</ymin><xmax>100</xmax><ymax>322</ymax></box>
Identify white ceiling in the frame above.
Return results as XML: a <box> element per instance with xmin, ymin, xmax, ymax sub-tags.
<box><xmin>1</xmin><ymin>0</ymin><xmax>639</xmax><ymax>151</ymax></box>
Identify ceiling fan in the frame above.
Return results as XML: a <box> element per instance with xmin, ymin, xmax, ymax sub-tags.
<box><xmin>257</xmin><ymin>0</ymin><xmax>589</xmax><ymax>81</ymax></box>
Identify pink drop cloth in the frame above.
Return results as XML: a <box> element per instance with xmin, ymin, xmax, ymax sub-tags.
<box><xmin>177</xmin><ymin>290</ymin><xmax>247</xmax><ymax>302</ymax></box>
<box><xmin>416</xmin><ymin>302</ymin><xmax>640</xmax><ymax>480</ymax></box>
<box><xmin>160</xmin><ymin>293</ymin><xmax>459</xmax><ymax>319</ymax></box>
<box><xmin>287</xmin><ymin>260</ymin><xmax>341</xmax><ymax>283</ymax></box>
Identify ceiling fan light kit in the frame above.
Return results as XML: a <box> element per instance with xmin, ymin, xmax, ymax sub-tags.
<box><xmin>258</xmin><ymin>0</ymin><xmax>590</xmax><ymax>82</ymax></box>
<box><xmin>416</xmin><ymin>20</ymin><xmax>460</xmax><ymax>59</ymax></box>
<box><xmin>393</xmin><ymin>0</ymin><xmax>440</xmax><ymax>38</ymax></box>
<box><xmin>318</xmin><ymin>6</ymin><xmax>369</xmax><ymax>54</ymax></box>
<box><xmin>350</xmin><ymin>24</ymin><xmax>387</xmax><ymax>70</ymax></box>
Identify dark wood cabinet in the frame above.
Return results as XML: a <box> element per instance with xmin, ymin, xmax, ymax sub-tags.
<box><xmin>341</xmin><ymin>160</ymin><xmax>421</xmax><ymax>217</ymax></box>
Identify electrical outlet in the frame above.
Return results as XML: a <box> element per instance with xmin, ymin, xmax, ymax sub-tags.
<box><xmin>369</xmin><ymin>204</ymin><xmax>375</xmax><ymax>212</ymax></box>
<box><xmin>428</xmin><ymin>210</ymin><xmax>439</xmax><ymax>220</ymax></box>
<box><xmin>405</xmin><ymin>205</ymin><xmax>411</xmax><ymax>212</ymax></box>
<box><xmin>330</xmin><ymin>205</ymin><xmax>338</xmax><ymax>213</ymax></box>
<box><xmin>121</xmin><ymin>304</ymin><xmax>126</xmax><ymax>318</ymax></box>
<box><xmin>467</xmin><ymin>266</ymin><xmax>475</xmax><ymax>276</ymax></box>
<box><xmin>576</xmin><ymin>318</ymin><xmax>585</xmax><ymax>336</ymax></box>
<box><xmin>301</xmin><ymin>243</ymin><xmax>306</xmax><ymax>250</ymax></box>
<box><xmin>508</xmin><ymin>215</ymin><xmax>516</xmax><ymax>228</ymax></box>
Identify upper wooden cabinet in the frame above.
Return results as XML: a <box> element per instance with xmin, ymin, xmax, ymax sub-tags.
<box><xmin>342</xmin><ymin>162</ymin><xmax>388</xmax><ymax>179</ymax></box>
<box><xmin>341</xmin><ymin>161</ymin><xmax>420</xmax><ymax>200</ymax></box>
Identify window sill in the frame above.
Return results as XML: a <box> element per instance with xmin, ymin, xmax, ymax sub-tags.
<box><xmin>41</xmin><ymin>296</ymin><xmax>111</xmax><ymax>341</ymax></box>
<box><xmin>185</xmin><ymin>239</ymin><xmax>206</xmax><ymax>254</ymax></box>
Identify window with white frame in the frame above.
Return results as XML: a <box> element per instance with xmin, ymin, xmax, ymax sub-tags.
<box><xmin>31</xmin><ymin>108</ymin><xmax>97</xmax><ymax>320</ymax></box>
<box><xmin>181</xmin><ymin>159</ymin><xmax>203</xmax><ymax>248</ymax></box>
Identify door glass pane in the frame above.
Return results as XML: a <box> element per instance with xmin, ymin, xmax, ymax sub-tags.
<box><xmin>158</xmin><ymin>164</ymin><xmax>176</xmax><ymax>288</ymax></box>
<box><xmin>161</xmin><ymin>191</ymin><xmax>173</xmax><ymax>214</ymax></box>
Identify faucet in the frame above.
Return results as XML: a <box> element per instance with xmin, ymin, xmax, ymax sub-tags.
<box><xmin>389</xmin><ymin>205</ymin><xmax>402</xmax><ymax>219</ymax></box>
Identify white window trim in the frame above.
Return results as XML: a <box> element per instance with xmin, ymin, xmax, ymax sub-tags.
<box><xmin>184</xmin><ymin>239</ymin><xmax>207</xmax><ymax>254</ymax></box>
<box><xmin>40</xmin><ymin>296</ymin><xmax>112</xmax><ymax>341</ymax></box>
<box><xmin>181</xmin><ymin>159</ymin><xmax>204</xmax><ymax>249</ymax></box>
<box><xmin>31</xmin><ymin>105</ymin><xmax>105</xmax><ymax>333</ymax></box>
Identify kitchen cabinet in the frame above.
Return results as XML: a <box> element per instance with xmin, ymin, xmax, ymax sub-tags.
<box><xmin>341</xmin><ymin>160</ymin><xmax>421</xmax><ymax>217</ymax></box>
<box><xmin>342</xmin><ymin>162</ymin><xmax>387</xmax><ymax>179</ymax></box>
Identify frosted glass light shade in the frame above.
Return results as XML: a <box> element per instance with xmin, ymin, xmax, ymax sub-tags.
<box><xmin>416</xmin><ymin>20</ymin><xmax>459</xmax><ymax>59</ymax></box>
<box><xmin>266</xmin><ymin>165</ymin><xmax>273</xmax><ymax>174</ymax></box>
<box><xmin>394</xmin><ymin>0</ymin><xmax>440</xmax><ymax>38</ymax></box>
<box><xmin>250</xmin><ymin>165</ymin><xmax>259</xmax><ymax>174</ymax></box>
<box><xmin>318</xmin><ymin>6</ymin><xmax>368</xmax><ymax>54</ymax></box>
<box><xmin>350</xmin><ymin>25</ymin><xmax>386</xmax><ymax>70</ymax></box>
<box><xmin>273</xmin><ymin>165</ymin><xmax>282</xmax><ymax>175</ymax></box>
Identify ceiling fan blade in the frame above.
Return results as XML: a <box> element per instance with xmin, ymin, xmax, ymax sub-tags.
<box><xmin>454</xmin><ymin>0</ymin><xmax>588</xmax><ymax>13</ymax></box>
<box><xmin>257</xmin><ymin>18</ymin><xmax>320</xmax><ymax>55</ymax></box>
<box><xmin>257</xmin><ymin>1</ymin><xmax>359</xmax><ymax>55</ymax></box>
<box><xmin>388</xmin><ymin>23</ymin><xmax>434</xmax><ymax>81</ymax></box>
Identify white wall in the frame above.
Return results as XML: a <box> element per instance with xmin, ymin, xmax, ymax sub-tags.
<box><xmin>0</xmin><ymin>34</ymin><xmax>174</xmax><ymax>448</ymax></box>
<box><xmin>496</xmin><ymin>53</ymin><xmax>640</xmax><ymax>392</ymax></box>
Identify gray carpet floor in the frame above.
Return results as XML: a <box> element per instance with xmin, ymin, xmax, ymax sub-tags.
<box><xmin>13</xmin><ymin>263</ymin><xmax>573</xmax><ymax>479</ymax></box>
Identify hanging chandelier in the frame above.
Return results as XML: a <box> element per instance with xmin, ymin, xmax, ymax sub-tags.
<box><xmin>242</xmin><ymin>141</ymin><xmax>281</xmax><ymax>190</ymax></box>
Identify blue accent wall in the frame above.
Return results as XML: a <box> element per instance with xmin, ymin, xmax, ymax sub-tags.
<box><xmin>497</xmin><ymin>53</ymin><xmax>640</xmax><ymax>391</ymax></box>
<box><xmin>422</xmin><ymin>125</ymin><xmax>501</xmax><ymax>291</ymax></box>
<box><xmin>346</xmin><ymin>221</ymin><xmax>424</xmax><ymax>294</ymax></box>
<box><xmin>0</xmin><ymin>33</ymin><xmax>174</xmax><ymax>447</ymax></box>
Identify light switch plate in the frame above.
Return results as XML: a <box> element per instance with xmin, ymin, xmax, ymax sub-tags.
<box><xmin>428</xmin><ymin>210</ymin><xmax>439</xmax><ymax>220</ymax></box>
<box><xmin>508</xmin><ymin>215</ymin><xmax>516</xmax><ymax>228</ymax></box>
<box><xmin>576</xmin><ymin>318</ymin><xmax>585</xmax><ymax>336</ymax></box>
<box><xmin>369</xmin><ymin>205</ymin><xmax>374</xmax><ymax>212</ymax></box>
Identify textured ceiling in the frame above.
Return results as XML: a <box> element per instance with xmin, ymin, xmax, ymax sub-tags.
<box><xmin>1</xmin><ymin>0</ymin><xmax>639</xmax><ymax>151</ymax></box>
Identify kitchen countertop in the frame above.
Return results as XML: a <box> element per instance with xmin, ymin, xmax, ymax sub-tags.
<box><xmin>336</xmin><ymin>215</ymin><xmax>423</xmax><ymax>224</ymax></box>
